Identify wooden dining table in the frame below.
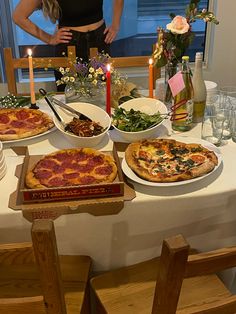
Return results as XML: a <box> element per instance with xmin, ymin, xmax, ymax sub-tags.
<box><xmin>1</xmin><ymin>97</ymin><xmax>236</xmax><ymax>291</ymax></box>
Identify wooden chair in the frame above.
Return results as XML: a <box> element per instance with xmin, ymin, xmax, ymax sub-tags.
<box><xmin>89</xmin><ymin>47</ymin><xmax>160</xmax><ymax>89</ymax></box>
<box><xmin>0</xmin><ymin>219</ymin><xmax>92</xmax><ymax>314</ymax></box>
<box><xmin>3</xmin><ymin>46</ymin><xmax>76</xmax><ymax>95</ymax></box>
<box><xmin>91</xmin><ymin>234</ymin><xmax>236</xmax><ymax>313</ymax></box>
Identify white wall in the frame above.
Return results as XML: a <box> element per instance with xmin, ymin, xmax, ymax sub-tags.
<box><xmin>204</xmin><ymin>0</ymin><xmax>236</xmax><ymax>87</ymax></box>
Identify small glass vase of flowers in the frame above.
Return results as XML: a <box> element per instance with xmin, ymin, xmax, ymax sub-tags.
<box><xmin>56</xmin><ymin>53</ymin><xmax>125</xmax><ymax>109</ymax></box>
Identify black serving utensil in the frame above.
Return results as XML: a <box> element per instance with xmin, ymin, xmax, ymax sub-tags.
<box><xmin>39</xmin><ymin>88</ymin><xmax>65</xmax><ymax>127</ymax></box>
<box><xmin>39</xmin><ymin>88</ymin><xmax>92</xmax><ymax>122</ymax></box>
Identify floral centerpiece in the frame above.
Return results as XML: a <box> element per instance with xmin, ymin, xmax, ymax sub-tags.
<box><xmin>153</xmin><ymin>0</ymin><xmax>219</xmax><ymax>104</ymax></box>
<box><xmin>153</xmin><ymin>0</ymin><xmax>219</xmax><ymax>68</ymax></box>
<box><xmin>56</xmin><ymin>53</ymin><xmax>139</xmax><ymax>108</ymax></box>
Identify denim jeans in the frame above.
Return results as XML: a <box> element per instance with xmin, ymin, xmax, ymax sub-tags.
<box><xmin>55</xmin><ymin>23</ymin><xmax>110</xmax><ymax>91</ymax></box>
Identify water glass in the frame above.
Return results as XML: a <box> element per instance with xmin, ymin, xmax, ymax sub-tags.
<box><xmin>214</xmin><ymin>106</ymin><xmax>232</xmax><ymax>140</ymax></box>
<box><xmin>219</xmin><ymin>86</ymin><xmax>236</xmax><ymax>107</ymax></box>
<box><xmin>201</xmin><ymin>105</ymin><xmax>224</xmax><ymax>146</ymax></box>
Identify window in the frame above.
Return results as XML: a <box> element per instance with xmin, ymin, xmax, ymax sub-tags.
<box><xmin>0</xmin><ymin>0</ymin><xmax>209</xmax><ymax>82</ymax></box>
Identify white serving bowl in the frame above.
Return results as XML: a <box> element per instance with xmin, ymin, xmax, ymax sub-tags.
<box><xmin>53</xmin><ymin>102</ymin><xmax>111</xmax><ymax>147</ymax></box>
<box><xmin>112</xmin><ymin>97</ymin><xmax>168</xmax><ymax>142</ymax></box>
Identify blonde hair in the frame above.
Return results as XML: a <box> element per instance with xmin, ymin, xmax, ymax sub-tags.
<box><xmin>41</xmin><ymin>0</ymin><xmax>60</xmax><ymax>24</ymax></box>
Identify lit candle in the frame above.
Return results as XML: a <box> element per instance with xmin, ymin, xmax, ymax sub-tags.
<box><xmin>106</xmin><ymin>64</ymin><xmax>111</xmax><ymax>116</ymax></box>
<box><xmin>27</xmin><ymin>49</ymin><xmax>36</xmax><ymax>106</ymax></box>
<box><xmin>149</xmin><ymin>58</ymin><xmax>154</xmax><ymax>98</ymax></box>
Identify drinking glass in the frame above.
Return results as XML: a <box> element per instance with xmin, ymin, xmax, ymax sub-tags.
<box><xmin>214</xmin><ymin>107</ymin><xmax>232</xmax><ymax>139</ymax></box>
<box><xmin>201</xmin><ymin>105</ymin><xmax>224</xmax><ymax>146</ymax></box>
<box><xmin>219</xmin><ymin>86</ymin><xmax>236</xmax><ymax>107</ymax></box>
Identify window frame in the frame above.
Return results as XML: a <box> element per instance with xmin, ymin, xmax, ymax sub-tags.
<box><xmin>0</xmin><ymin>0</ymin><xmax>215</xmax><ymax>83</ymax></box>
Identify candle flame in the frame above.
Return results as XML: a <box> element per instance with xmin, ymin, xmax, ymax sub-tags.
<box><xmin>27</xmin><ymin>49</ymin><xmax>32</xmax><ymax>57</ymax></box>
<box><xmin>149</xmin><ymin>58</ymin><xmax>153</xmax><ymax>65</ymax></box>
<box><xmin>106</xmin><ymin>63</ymin><xmax>111</xmax><ymax>72</ymax></box>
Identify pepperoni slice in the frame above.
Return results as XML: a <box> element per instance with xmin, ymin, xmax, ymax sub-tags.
<box><xmin>0</xmin><ymin>114</ymin><xmax>10</xmax><ymax>124</ymax></box>
<box><xmin>63</xmin><ymin>172</ymin><xmax>78</xmax><ymax>179</ymax></box>
<box><xmin>36</xmin><ymin>158</ymin><xmax>58</xmax><ymax>170</ymax></box>
<box><xmin>80</xmin><ymin>176</ymin><xmax>96</xmax><ymax>185</ymax></box>
<box><xmin>88</xmin><ymin>155</ymin><xmax>104</xmax><ymax>166</ymax></box>
<box><xmin>4</xmin><ymin>129</ymin><xmax>16</xmax><ymax>134</ymax></box>
<box><xmin>76</xmin><ymin>164</ymin><xmax>94</xmax><ymax>173</ymax></box>
<box><xmin>47</xmin><ymin>177</ymin><xmax>69</xmax><ymax>187</ymax></box>
<box><xmin>75</xmin><ymin>151</ymin><xmax>88</xmax><ymax>162</ymax></box>
<box><xmin>26</xmin><ymin>116</ymin><xmax>41</xmax><ymax>124</ymax></box>
<box><xmin>10</xmin><ymin>120</ymin><xmax>26</xmax><ymax>128</ymax></box>
<box><xmin>95</xmin><ymin>165</ymin><xmax>113</xmax><ymax>176</ymax></box>
<box><xmin>16</xmin><ymin>110</ymin><xmax>30</xmax><ymax>120</ymax></box>
<box><xmin>53</xmin><ymin>164</ymin><xmax>66</xmax><ymax>173</ymax></box>
<box><xmin>55</xmin><ymin>152</ymin><xmax>73</xmax><ymax>162</ymax></box>
<box><xmin>190</xmin><ymin>154</ymin><xmax>206</xmax><ymax>164</ymax></box>
<box><xmin>35</xmin><ymin>169</ymin><xmax>52</xmax><ymax>180</ymax></box>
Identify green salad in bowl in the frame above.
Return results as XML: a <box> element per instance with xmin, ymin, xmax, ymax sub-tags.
<box><xmin>112</xmin><ymin>107</ymin><xmax>164</xmax><ymax>132</ymax></box>
<box><xmin>111</xmin><ymin>97</ymin><xmax>168</xmax><ymax>142</ymax></box>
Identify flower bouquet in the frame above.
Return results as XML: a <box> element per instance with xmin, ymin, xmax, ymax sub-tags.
<box><xmin>153</xmin><ymin>0</ymin><xmax>219</xmax><ymax>68</ymax></box>
<box><xmin>153</xmin><ymin>0</ymin><xmax>219</xmax><ymax>104</ymax></box>
<box><xmin>56</xmin><ymin>53</ymin><xmax>141</xmax><ymax>108</ymax></box>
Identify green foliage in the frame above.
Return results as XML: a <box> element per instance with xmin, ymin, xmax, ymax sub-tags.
<box><xmin>112</xmin><ymin>107</ymin><xmax>163</xmax><ymax>132</ymax></box>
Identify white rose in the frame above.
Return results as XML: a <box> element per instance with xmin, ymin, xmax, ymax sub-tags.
<box><xmin>166</xmin><ymin>16</ymin><xmax>190</xmax><ymax>34</ymax></box>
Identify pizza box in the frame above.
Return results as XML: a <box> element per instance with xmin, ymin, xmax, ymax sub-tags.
<box><xmin>9</xmin><ymin>146</ymin><xmax>136</xmax><ymax>222</ymax></box>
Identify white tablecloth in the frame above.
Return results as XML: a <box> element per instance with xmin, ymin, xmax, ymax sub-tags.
<box><xmin>1</xmin><ymin>100</ymin><xmax>236</xmax><ymax>291</ymax></box>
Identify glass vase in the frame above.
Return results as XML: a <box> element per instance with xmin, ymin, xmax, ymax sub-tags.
<box><xmin>65</xmin><ymin>81</ymin><xmax>106</xmax><ymax>111</ymax></box>
<box><xmin>164</xmin><ymin>63</ymin><xmax>178</xmax><ymax>109</ymax></box>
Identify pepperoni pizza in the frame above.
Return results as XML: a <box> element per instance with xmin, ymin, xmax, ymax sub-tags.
<box><xmin>25</xmin><ymin>148</ymin><xmax>118</xmax><ymax>189</ymax></box>
<box><xmin>0</xmin><ymin>108</ymin><xmax>54</xmax><ymax>141</ymax></box>
<box><xmin>125</xmin><ymin>138</ymin><xmax>218</xmax><ymax>182</ymax></box>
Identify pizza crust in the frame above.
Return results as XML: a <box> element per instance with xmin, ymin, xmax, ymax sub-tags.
<box><xmin>125</xmin><ymin>139</ymin><xmax>218</xmax><ymax>183</ymax></box>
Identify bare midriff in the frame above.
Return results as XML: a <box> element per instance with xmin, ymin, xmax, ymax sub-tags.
<box><xmin>68</xmin><ymin>19</ymin><xmax>104</xmax><ymax>32</ymax></box>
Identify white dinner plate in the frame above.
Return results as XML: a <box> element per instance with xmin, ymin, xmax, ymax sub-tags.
<box><xmin>121</xmin><ymin>136</ymin><xmax>223</xmax><ymax>187</ymax></box>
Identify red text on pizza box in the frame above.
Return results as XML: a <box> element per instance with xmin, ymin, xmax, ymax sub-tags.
<box><xmin>17</xmin><ymin>145</ymin><xmax>124</xmax><ymax>203</ymax></box>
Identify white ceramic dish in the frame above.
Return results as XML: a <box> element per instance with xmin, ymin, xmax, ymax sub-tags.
<box><xmin>112</xmin><ymin>97</ymin><xmax>168</xmax><ymax>142</ymax></box>
<box><xmin>122</xmin><ymin>136</ymin><xmax>222</xmax><ymax>187</ymax></box>
<box><xmin>53</xmin><ymin>102</ymin><xmax>111</xmax><ymax>147</ymax></box>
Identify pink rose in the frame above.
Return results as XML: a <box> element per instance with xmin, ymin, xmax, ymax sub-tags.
<box><xmin>166</xmin><ymin>16</ymin><xmax>190</xmax><ymax>34</ymax></box>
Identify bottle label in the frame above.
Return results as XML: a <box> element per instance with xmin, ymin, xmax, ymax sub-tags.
<box><xmin>171</xmin><ymin>99</ymin><xmax>193</xmax><ymax>122</ymax></box>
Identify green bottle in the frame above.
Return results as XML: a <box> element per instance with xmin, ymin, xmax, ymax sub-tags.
<box><xmin>172</xmin><ymin>56</ymin><xmax>193</xmax><ymax>132</ymax></box>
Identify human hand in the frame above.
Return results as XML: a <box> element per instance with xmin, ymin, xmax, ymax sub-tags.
<box><xmin>104</xmin><ymin>25</ymin><xmax>119</xmax><ymax>44</ymax></box>
<box><xmin>49</xmin><ymin>27</ymin><xmax>72</xmax><ymax>45</ymax></box>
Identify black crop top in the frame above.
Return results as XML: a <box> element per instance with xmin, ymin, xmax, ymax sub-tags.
<box><xmin>57</xmin><ymin>0</ymin><xmax>103</xmax><ymax>27</ymax></box>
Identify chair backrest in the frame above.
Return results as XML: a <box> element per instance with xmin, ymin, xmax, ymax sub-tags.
<box><xmin>89</xmin><ymin>47</ymin><xmax>160</xmax><ymax>89</ymax></box>
<box><xmin>3</xmin><ymin>46</ymin><xmax>76</xmax><ymax>95</ymax></box>
<box><xmin>151</xmin><ymin>235</ymin><xmax>236</xmax><ymax>314</ymax></box>
<box><xmin>0</xmin><ymin>219</ymin><xmax>72</xmax><ymax>314</ymax></box>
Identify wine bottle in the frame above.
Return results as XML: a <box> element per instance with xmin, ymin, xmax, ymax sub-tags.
<box><xmin>192</xmin><ymin>52</ymin><xmax>207</xmax><ymax>123</ymax></box>
<box><xmin>172</xmin><ymin>56</ymin><xmax>193</xmax><ymax>132</ymax></box>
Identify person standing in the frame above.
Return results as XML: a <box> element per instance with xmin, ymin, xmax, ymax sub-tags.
<box><xmin>13</xmin><ymin>0</ymin><xmax>124</xmax><ymax>89</ymax></box>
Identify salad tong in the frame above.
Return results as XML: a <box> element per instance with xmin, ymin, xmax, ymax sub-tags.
<box><xmin>39</xmin><ymin>88</ymin><xmax>92</xmax><ymax>122</ymax></box>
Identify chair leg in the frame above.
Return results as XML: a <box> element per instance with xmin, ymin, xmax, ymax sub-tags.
<box><xmin>90</xmin><ymin>286</ymin><xmax>106</xmax><ymax>314</ymax></box>
<box><xmin>81</xmin><ymin>282</ymin><xmax>91</xmax><ymax>314</ymax></box>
